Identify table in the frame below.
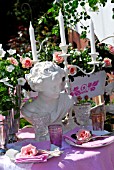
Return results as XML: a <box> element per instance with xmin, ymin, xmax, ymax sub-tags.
<box><xmin>1</xmin><ymin>127</ymin><xmax>114</xmax><ymax>170</ymax></box>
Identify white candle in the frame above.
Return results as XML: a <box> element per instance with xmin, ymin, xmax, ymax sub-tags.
<box><xmin>90</xmin><ymin>19</ymin><xmax>96</xmax><ymax>54</ymax></box>
<box><xmin>58</xmin><ymin>9</ymin><xmax>66</xmax><ymax>46</ymax></box>
<box><xmin>29</xmin><ymin>21</ymin><xmax>37</xmax><ymax>62</ymax></box>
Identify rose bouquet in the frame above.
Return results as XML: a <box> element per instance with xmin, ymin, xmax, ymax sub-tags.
<box><xmin>0</xmin><ymin>44</ymin><xmax>33</xmax><ymax>116</ymax></box>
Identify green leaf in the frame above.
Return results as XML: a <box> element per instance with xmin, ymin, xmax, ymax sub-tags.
<box><xmin>14</xmin><ymin>112</ymin><xmax>20</xmax><ymax>119</ymax></box>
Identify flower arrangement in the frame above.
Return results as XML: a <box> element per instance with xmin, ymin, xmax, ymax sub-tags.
<box><xmin>53</xmin><ymin>51</ymin><xmax>77</xmax><ymax>76</ymax></box>
<box><xmin>75</xmin><ymin>95</ymin><xmax>96</xmax><ymax>107</ymax></box>
<box><xmin>52</xmin><ymin>41</ymin><xmax>114</xmax><ymax>78</ymax></box>
<box><xmin>0</xmin><ymin>44</ymin><xmax>33</xmax><ymax>115</ymax></box>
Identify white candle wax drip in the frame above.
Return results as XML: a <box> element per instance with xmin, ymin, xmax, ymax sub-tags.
<box><xmin>58</xmin><ymin>9</ymin><xmax>66</xmax><ymax>46</ymax></box>
<box><xmin>29</xmin><ymin>21</ymin><xmax>37</xmax><ymax>62</ymax></box>
<box><xmin>90</xmin><ymin>19</ymin><xmax>96</xmax><ymax>54</ymax></box>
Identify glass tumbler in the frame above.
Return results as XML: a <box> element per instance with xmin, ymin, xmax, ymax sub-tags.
<box><xmin>32</xmin><ymin>113</ymin><xmax>51</xmax><ymax>141</ymax></box>
<box><xmin>91</xmin><ymin>113</ymin><xmax>104</xmax><ymax>131</ymax></box>
<box><xmin>0</xmin><ymin>120</ymin><xmax>9</xmax><ymax>149</ymax></box>
<box><xmin>48</xmin><ymin>124</ymin><xmax>63</xmax><ymax>148</ymax></box>
<box><xmin>73</xmin><ymin>103</ymin><xmax>91</xmax><ymax>129</ymax></box>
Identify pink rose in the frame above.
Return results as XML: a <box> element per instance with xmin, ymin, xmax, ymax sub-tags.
<box><xmin>76</xmin><ymin>129</ymin><xmax>91</xmax><ymax>141</ymax></box>
<box><xmin>7</xmin><ymin>57</ymin><xmax>18</xmax><ymax>66</ymax></box>
<box><xmin>108</xmin><ymin>45</ymin><xmax>114</xmax><ymax>55</ymax></box>
<box><xmin>67</xmin><ymin>65</ymin><xmax>77</xmax><ymax>76</ymax></box>
<box><xmin>103</xmin><ymin>58</ymin><xmax>112</xmax><ymax>67</ymax></box>
<box><xmin>21</xmin><ymin>57</ymin><xmax>33</xmax><ymax>68</ymax></box>
<box><xmin>20</xmin><ymin>144</ymin><xmax>38</xmax><ymax>157</ymax></box>
<box><xmin>53</xmin><ymin>51</ymin><xmax>64</xmax><ymax>64</ymax></box>
<box><xmin>19</xmin><ymin>56</ymin><xmax>23</xmax><ymax>63</ymax></box>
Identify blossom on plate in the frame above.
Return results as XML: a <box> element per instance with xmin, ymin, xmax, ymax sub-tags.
<box><xmin>53</xmin><ymin>51</ymin><xmax>64</xmax><ymax>64</ymax></box>
<box><xmin>17</xmin><ymin>77</ymin><xmax>26</xmax><ymax>86</ymax></box>
<box><xmin>6</xmin><ymin>65</ymin><xmax>15</xmax><ymax>72</ymax></box>
<box><xmin>67</xmin><ymin>65</ymin><xmax>77</xmax><ymax>76</ymax></box>
<box><xmin>76</xmin><ymin>129</ymin><xmax>91</xmax><ymax>141</ymax></box>
<box><xmin>103</xmin><ymin>58</ymin><xmax>112</xmax><ymax>67</ymax></box>
<box><xmin>7</xmin><ymin>57</ymin><xmax>18</xmax><ymax>66</ymax></box>
<box><xmin>7</xmin><ymin>49</ymin><xmax>16</xmax><ymax>55</ymax></box>
<box><xmin>20</xmin><ymin>144</ymin><xmax>38</xmax><ymax>157</ymax></box>
<box><xmin>21</xmin><ymin>57</ymin><xmax>33</xmax><ymax>68</ymax></box>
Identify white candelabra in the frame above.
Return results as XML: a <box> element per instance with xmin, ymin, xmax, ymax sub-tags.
<box><xmin>29</xmin><ymin>10</ymin><xmax>100</xmax><ymax>94</ymax></box>
<box><xmin>58</xmin><ymin>10</ymin><xmax>100</xmax><ymax>94</ymax></box>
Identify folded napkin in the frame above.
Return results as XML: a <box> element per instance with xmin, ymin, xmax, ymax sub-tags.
<box><xmin>13</xmin><ymin>143</ymin><xmax>49</xmax><ymax>163</ymax></box>
<box><xmin>15</xmin><ymin>151</ymin><xmax>49</xmax><ymax>163</ymax></box>
<box><xmin>6</xmin><ymin>142</ymin><xmax>63</xmax><ymax>164</ymax></box>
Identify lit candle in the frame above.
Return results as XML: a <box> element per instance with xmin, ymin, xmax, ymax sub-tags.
<box><xmin>29</xmin><ymin>21</ymin><xmax>37</xmax><ymax>62</ymax></box>
<box><xmin>90</xmin><ymin>19</ymin><xmax>96</xmax><ymax>54</ymax></box>
<box><xmin>58</xmin><ymin>9</ymin><xmax>66</xmax><ymax>46</ymax></box>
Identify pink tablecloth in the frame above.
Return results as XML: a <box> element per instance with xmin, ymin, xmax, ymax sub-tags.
<box><xmin>1</xmin><ymin>127</ymin><xmax>114</xmax><ymax>170</ymax></box>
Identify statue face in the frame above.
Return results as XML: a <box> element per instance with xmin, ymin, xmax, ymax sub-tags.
<box><xmin>26</xmin><ymin>61</ymin><xmax>65</xmax><ymax>93</ymax></box>
<box><xmin>41</xmin><ymin>77</ymin><xmax>63</xmax><ymax>99</ymax></box>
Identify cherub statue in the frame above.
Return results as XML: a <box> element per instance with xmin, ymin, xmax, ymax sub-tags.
<box><xmin>21</xmin><ymin>61</ymin><xmax>74</xmax><ymax>125</ymax></box>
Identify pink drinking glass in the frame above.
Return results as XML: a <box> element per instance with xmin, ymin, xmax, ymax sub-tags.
<box><xmin>48</xmin><ymin>124</ymin><xmax>63</xmax><ymax>148</ymax></box>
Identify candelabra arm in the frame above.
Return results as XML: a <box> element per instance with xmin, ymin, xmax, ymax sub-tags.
<box><xmin>73</xmin><ymin>64</ymin><xmax>96</xmax><ymax>75</ymax></box>
<box><xmin>36</xmin><ymin>37</ymin><xmax>48</xmax><ymax>54</ymax></box>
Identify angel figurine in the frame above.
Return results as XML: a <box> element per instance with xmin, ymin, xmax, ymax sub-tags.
<box><xmin>21</xmin><ymin>61</ymin><xmax>74</xmax><ymax>125</ymax></box>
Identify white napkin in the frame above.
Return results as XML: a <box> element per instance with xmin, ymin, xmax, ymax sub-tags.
<box><xmin>15</xmin><ymin>152</ymin><xmax>49</xmax><ymax>163</ymax></box>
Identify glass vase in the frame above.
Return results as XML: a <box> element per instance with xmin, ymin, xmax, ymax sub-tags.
<box><xmin>7</xmin><ymin>85</ymin><xmax>21</xmax><ymax>143</ymax></box>
<box><xmin>73</xmin><ymin>103</ymin><xmax>91</xmax><ymax>129</ymax></box>
<box><xmin>32</xmin><ymin>113</ymin><xmax>51</xmax><ymax>142</ymax></box>
<box><xmin>0</xmin><ymin>120</ymin><xmax>9</xmax><ymax>150</ymax></box>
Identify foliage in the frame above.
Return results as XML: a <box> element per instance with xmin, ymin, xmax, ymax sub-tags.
<box><xmin>35</xmin><ymin>0</ymin><xmax>108</xmax><ymax>41</ymax></box>
<box><xmin>0</xmin><ymin>46</ymin><xmax>33</xmax><ymax>115</ymax></box>
<box><xmin>6</xmin><ymin>0</ymin><xmax>114</xmax><ymax>78</ymax></box>
<box><xmin>7</xmin><ymin>25</ymin><xmax>31</xmax><ymax>55</ymax></box>
<box><xmin>9</xmin><ymin>0</ymin><xmax>54</xmax><ymax>24</ymax></box>
<box><xmin>19</xmin><ymin>118</ymin><xmax>31</xmax><ymax>128</ymax></box>
<box><xmin>76</xmin><ymin>95</ymin><xmax>96</xmax><ymax>107</ymax></box>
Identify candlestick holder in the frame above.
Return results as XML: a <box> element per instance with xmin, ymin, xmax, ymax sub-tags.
<box><xmin>88</xmin><ymin>52</ymin><xmax>100</xmax><ymax>65</ymax></box>
<box><xmin>59</xmin><ymin>44</ymin><xmax>70</xmax><ymax>93</ymax></box>
<box><xmin>32</xmin><ymin>37</ymin><xmax>49</xmax><ymax>64</ymax></box>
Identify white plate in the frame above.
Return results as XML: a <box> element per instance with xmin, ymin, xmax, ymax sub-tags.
<box><xmin>92</xmin><ymin>130</ymin><xmax>110</xmax><ymax>136</ymax></box>
<box><xmin>65</xmin><ymin>137</ymin><xmax>114</xmax><ymax>148</ymax></box>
